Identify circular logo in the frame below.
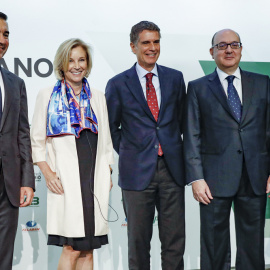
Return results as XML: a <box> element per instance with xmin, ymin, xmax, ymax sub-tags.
<box><xmin>26</xmin><ymin>221</ymin><xmax>37</xmax><ymax>227</ymax></box>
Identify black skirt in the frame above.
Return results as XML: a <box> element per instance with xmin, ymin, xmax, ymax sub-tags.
<box><xmin>48</xmin><ymin>130</ymin><xmax>108</xmax><ymax>251</ymax></box>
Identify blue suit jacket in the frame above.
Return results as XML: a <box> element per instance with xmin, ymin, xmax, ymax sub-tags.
<box><xmin>105</xmin><ymin>64</ymin><xmax>186</xmax><ymax>190</ymax></box>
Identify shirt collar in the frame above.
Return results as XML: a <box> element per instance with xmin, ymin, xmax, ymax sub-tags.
<box><xmin>135</xmin><ymin>62</ymin><xmax>158</xmax><ymax>79</ymax></box>
<box><xmin>216</xmin><ymin>66</ymin><xmax>241</xmax><ymax>82</ymax></box>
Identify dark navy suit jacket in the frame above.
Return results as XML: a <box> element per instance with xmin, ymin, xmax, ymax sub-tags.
<box><xmin>105</xmin><ymin>64</ymin><xmax>186</xmax><ymax>190</ymax></box>
<box><xmin>184</xmin><ymin>69</ymin><xmax>270</xmax><ymax>196</ymax></box>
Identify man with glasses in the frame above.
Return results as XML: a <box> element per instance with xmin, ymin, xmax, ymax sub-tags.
<box><xmin>184</xmin><ymin>29</ymin><xmax>270</xmax><ymax>270</ymax></box>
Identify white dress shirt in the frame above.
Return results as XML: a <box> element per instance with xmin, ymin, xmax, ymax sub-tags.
<box><xmin>0</xmin><ymin>70</ymin><xmax>5</xmax><ymax>111</ymax></box>
<box><xmin>135</xmin><ymin>63</ymin><xmax>161</xmax><ymax>108</ymax></box>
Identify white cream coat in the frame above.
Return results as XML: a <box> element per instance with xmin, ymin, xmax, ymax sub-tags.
<box><xmin>31</xmin><ymin>86</ymin><xmax>114</xmax><ymax>237</ymax></box>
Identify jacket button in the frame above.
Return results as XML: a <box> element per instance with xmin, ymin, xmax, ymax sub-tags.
<box><xmin>237</xmin><ymin>150</ymin><xmax>242</xmax><ymax>154</ymax></box>
<box><xmin>239</xmin><ymin>128</ymin><xmax>243</xmax><ymax>132</ymax></box>
<box><xmin>154</xmin><ymin>145</ymin><xmax>158</xmax><ymax>149</ymax></box>
<box><xmin>156</xmin><ymin>127</ymin><xmax>160</xmax><ymax>130</ymax></box>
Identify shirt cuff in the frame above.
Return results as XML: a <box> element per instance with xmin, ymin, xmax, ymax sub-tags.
<box><xmin>188</xmin><ymin>179</ymin><xmax>204</xmax><ymax>186</ymax></box>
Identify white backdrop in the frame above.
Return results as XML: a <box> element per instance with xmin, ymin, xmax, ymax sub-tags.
<box><xmin>1</xmin><ymin>0</ymin><xmax>270</xmax><ymax>269</ymax></box>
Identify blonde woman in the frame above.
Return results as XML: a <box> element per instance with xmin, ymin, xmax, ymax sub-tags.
<box><xmin>31</xmin><ymin>38</ymin><xmax>114</xmax><ymax>270</ymax></box>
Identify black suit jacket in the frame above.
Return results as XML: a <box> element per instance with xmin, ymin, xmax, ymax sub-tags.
<box><xmin>184</xmin><ymin>69</ymin><xmax>270</xmax><ymax>197</ymax></box>
<box><xmin>0</xmin><ymin>67</ymin><xmax>35</xmax><ymax>206</ymax></box>
<box><xmin>105</xmin><ymin>64</ymin><xmax>186</xmax><ymax>190</ymax></box>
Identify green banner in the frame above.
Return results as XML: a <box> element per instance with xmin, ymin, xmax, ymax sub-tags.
<box><xmin>266</xmin><ymin>198</ymin><xmax>270</xmax><ymax>219</ymax></box>
<box><xmin>199</xmin><ymin>60</ymin><xmax>270</xmax><ymax>76</ymax></box>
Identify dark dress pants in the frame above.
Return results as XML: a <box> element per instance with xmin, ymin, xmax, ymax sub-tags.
<box><xmin>0</xmin><ymin>170</ymin><xmax>19</xmax><ymax>270</ymax></box>
<box><xmin>122</xmin><ymin>156</ymin><xmax>185</xmax><ymax>270</ymax></box>
<box><xmin>200</xmin><ymin>164</ymin><xmax>267</xmax><ymax>270</ymax></box>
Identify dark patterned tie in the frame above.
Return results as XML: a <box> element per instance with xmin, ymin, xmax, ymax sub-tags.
<box><xmin>145</xmin><ymin>73</ymin><xmax>163</xmax><ymax>156</ymax></box>
<box><xmin>226</xmin><ymin>75</ymin><xmax>242</xmax><ymax>121</ymax></box>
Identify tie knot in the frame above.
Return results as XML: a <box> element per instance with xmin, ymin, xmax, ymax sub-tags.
<box><xmin>145</xmin><ymin>73</ymin><xmax>154</xmax><ymax>81</ymax></box>
<box><xmin>226</xmin><ymin>75</ymin><xmax>235</xmax><ymax>84</ymax></box>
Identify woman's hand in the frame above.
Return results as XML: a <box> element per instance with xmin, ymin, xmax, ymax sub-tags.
<box><xmin>110</xmin><ymin>177</ymin><xmax>113</xmax><ymax>191</ymax></box>
<box><xmin>37</xmin><ymin>161</ymin><xmax>64</xmax><ymax>194</ymax></box>
<box><xmin>109</xmin><ymin>165</ymin><xmax>113</xmax><ymax>191</ymax></box>
<box><xmin>45</xmin><ymin>171</ymin><xmax>64</xmax><ymax>194</ymax></box>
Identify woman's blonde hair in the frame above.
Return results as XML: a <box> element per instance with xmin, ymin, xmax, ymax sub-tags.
<box><xmin>54</xmin><ymin>38</ymin><xmax>92</xmax><ymax>80</ymax></box>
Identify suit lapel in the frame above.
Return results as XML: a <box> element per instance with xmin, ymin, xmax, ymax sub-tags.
<box><xmin>156</xmin><ymin>64</ymin><xmax>167</xmax><ymax>123</ymax></box>
<box><xmin>0</xmin><ymin>68</ymin><xmax>14</xmax><ymax>131</ymax></box>
<box><xmin>240</xmin><ymin>70</ymin><xmax>254</xmax><ymax>123</ymax></box>
<box><xmin>208</xmin><ymin>70</ymin><xmax>240</xmax><ymax>123</ymax></box>
<box><xmin>125</xmin><ymin>65</ymin><xmax>156</xmax><ymax>121</ymax></box>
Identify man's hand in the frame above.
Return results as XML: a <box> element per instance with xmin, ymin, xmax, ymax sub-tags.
<box><xmin>266</xmin><ymin>176</ymin><xmax>270</xmax><ymax>198</ymax></box>
<box><xmin>192</xmin><ymin>180</ymin><xmax>213</xmax><ymax>205</ymax></box>
<box><xmin>20</xmin><ymin>187</ymin><xmax>34</xmax><ymax>207</ymax></box>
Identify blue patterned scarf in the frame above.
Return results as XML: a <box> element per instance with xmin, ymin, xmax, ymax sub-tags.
<box><xmin>46</xmin><ymin>78</ymin><xmax>98</xmax><ymax>138</ymax></box>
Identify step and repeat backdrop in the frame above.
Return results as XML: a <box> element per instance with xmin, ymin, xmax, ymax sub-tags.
<box><xmin>1</xmin><ymin>0</ymin><xmax>270</xmax><ymax>269</ymax></box>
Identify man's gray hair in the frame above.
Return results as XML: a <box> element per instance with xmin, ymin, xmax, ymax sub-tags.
<box><xmin>130</xmin><ymin>21</ymin><xmax>161</xmax><ymax>45</ymax></box>
<box><xmin>211</xmin><ymin>29</ymin><xmax>241</xmax><ymax>46</ymax></box>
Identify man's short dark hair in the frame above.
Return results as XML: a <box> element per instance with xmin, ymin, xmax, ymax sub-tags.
<box><xmin>130</xmin><ymin>21</ymin><xmax>161</xmax><ymax>44</ymax></box>
<box><xmin>0</xmin><ymin>12</ymin><xmax>8</xmax><ymax>21</ymax></box>
<box><xmin>211</xmin><ymin>29</ymin><xmax>241</xmax><ymax>46</ymax></box>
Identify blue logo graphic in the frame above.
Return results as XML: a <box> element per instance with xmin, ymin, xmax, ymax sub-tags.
<box><xmin>121</xmin><ymin>218</ymin><xmax>127</xmax><ymax>227</ymax></box>
<box><xmin>26</xmin><ymin>221</ymin><xmax>37</xmax><ymax>227</ymax></box>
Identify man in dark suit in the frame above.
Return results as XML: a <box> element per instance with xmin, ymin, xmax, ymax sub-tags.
<box><xmin>106</xmin><ymin>21</ymin><xmax>186</xmax><ymax>270</ymax></box>
<box><xmin>0</xmin><ymin>12</ymin><xmax>35</xmax><ymax>269</ymax></box>
<box><xmin>184</xmin><ymin>28</ymin><xmax>270</xmax><ymax>270</ymax></box>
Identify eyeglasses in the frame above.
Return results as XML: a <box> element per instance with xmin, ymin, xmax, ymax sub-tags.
<box><xmin>212</xmin><ymin>42</ymin><xmax>242</xmax><ymax>50</ymax></box>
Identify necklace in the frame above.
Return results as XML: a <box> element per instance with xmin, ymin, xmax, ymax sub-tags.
<box><xmin>75</xmin><ymin>91</ymin><xmax>81</xmax><ymax>96</ymax></box>
<box><xmin>75</xmin><ymin>92</ymin><xmax>81</xmax><ymax>103</ymax></box>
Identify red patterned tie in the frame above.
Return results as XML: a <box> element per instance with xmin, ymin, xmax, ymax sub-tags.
<box><xmin>145</xmin><ymin>73</ymin><xmax>163</xmax><ymax>156</ymax></box>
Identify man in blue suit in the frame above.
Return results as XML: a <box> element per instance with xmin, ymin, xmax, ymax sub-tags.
<box><xmin>106</xmin><ymin>21</ymin><xmax>186</xmax><ymax>270</ymax></box>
